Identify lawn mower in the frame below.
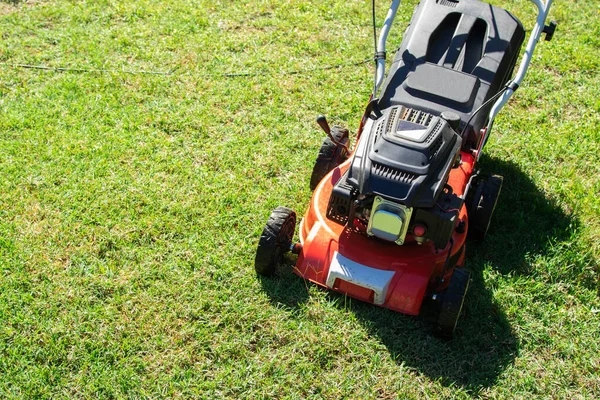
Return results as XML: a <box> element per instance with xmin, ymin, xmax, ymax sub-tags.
<box><xmin>255</xmin><ymin>0</ymin><xmax>556</xmax><ymax>337</ymax></box>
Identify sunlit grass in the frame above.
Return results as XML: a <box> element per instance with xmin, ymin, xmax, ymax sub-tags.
<box><xmin>0</xmin><ymin>0</ymin><xmax>598</xmax><ymax>397</ymax></box>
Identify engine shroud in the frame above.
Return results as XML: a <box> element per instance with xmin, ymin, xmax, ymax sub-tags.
<box><xmin>347</xmin><ymin>106</ymin><xmax>462</xmax><ymax>208</ymax></box>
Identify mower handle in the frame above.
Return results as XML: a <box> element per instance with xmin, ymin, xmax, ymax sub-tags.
<box><xmin>478</xmin><ymin>0</ymin><xmax>555</xmax><ymax>159</ymax></box>
<box><xmin>370</xmin><ymin>0</ymin><xmax>555</xmax><ymax>160</ymax></box>
<box><xmin>373</xmin><ymin>0</ymin><xmax>401</xmax><ymax>96</ymax></box>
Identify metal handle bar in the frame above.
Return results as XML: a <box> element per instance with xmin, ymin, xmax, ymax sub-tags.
<box><xmin>478</xmin><ymin>0</ymin><xmax>554</xmax><ymax>159</ymax></box>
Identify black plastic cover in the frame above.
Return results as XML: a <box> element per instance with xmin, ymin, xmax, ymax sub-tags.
<box><xmin>379</xmin><ymin>0</ymin><xmax>525</xmax><ymax>140</ymax></box>
<box><xmin>414</xmin><ymin>188</ymin><xmax>464</xmax><ymax>249</ymax></box>
<box><xmin>326</xmin><ymin>174</ymin><xmax>354</xmax><ymax>225</ymax></box>
<box><xmin>347</xmin><ymin>106</ymin><xmax>462</xmax><ymax>208</ymax></box>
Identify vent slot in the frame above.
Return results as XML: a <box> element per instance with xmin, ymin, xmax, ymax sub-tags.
<box><xmin>424</xmin><ymin>120</ymin><xmax>443</xmax><ymax>144</ymax></box>
<box><xmin>373</xmin><ymin>163</ymin><xmax>417</xmax><ymax>184</ymax></box>
<box><xmin>429</xmin><ymin>137</ymin><xmax>444</xmax><ymax>160</ymax></box>
<box><xmin>373</xmin><ymin>119</ymin><xmax>385</xmax><ymax>144</ymax></box>
<box><xmin>386</xmin><ymin>108</ymin><xmax>398</xmax><ymax>133</ymax></box>
<box><xmin>436</xmin><ymin>0</ymin><xmax>459</xmax><ymax>7</ymax></box>
<box><xmin>401</xmin><ymin>108</ymin><xmax>434</xmax><ymax>127</ymax></box>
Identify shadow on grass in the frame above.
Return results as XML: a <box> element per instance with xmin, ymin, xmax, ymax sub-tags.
<box><xmin>471</xmin><ymin>157</ymin><xmax>596</xmax><ymax>292</ymax></box>
<box><xmin>257</xmin><ymin>265</ymin><xmax>310</xmax><ymax>310</ymax></box>
<box><xmin>259</xmin><ymin>156</ymin><xmax>579</xmax><ymax>391</ymax></box>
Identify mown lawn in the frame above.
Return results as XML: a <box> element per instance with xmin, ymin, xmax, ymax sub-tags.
<box><xmin>0</xmin><ymin>0</ymin><xmax>598</xmax><ymax>398</ymax></box>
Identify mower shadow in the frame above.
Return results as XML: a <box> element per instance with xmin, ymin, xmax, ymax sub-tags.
<box><xmin>257</xmin><ymin>260</ymin><xmax>310</xmax><ymax>310</ymax></box>
<box><xmin>259</xmin><ymin>156</ymin><xmax>577</xmax><ymax>391</ymax></box>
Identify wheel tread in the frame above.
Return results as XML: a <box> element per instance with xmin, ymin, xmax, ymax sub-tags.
<box><xmin>255</xmin><ymin>207</ymin><xmax>296</xmax><ymax>276</ymax></box>
<box><xmin>435</xmin><ymin>268</ymin><xmax>471</xmax><ymax>338</ymax></box>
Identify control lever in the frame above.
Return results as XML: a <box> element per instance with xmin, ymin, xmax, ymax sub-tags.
<box><xmin>316</xmin><ymin>115</ymin><xmax>349</xmax><ymax>154</ymax></box>
<box><xmin>316</xmin><ymin>115</ymin><xmax>331</xmax><ymax>135</ymax></box>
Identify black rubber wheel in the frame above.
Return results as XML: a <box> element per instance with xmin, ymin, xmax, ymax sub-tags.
<box><xmin>254</xmin><ymin>206</ymin><xmax>297</xmax><ymax>276</ymax></box>
<box><xmin>435</xmin><ymin>268</ymin><xmax>471</xmax><ymax>339</ymax></box>
<box><xmin>309</xmin><ymin>126</ymin><xmax>349</xmax><ymax>191</ymax></box>
<box><xmin>468</xmin><ymin>174</ymin><xmax>503</xmax><ymax>241</ymax></box>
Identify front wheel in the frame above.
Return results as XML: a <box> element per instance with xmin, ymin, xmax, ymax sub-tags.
<box><xmin>435</xmin><ymin>268</ymin><xmax>471</xmax><ymax>339</ymax></box>
<box><xmin>254</xmin><ymin>207</ymin><xmax>297</xmax><ymax>276</ymax></box>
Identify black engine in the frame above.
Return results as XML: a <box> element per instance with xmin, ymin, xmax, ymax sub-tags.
<box><xmin>326</xmin><ymin>106</ymin><xmax>465</xmax><ymax>249</ymax></box>
<box><xmin>348</xmin><ymin>106</ymin><xmax>461</xmax><ymax>207</ymax></box>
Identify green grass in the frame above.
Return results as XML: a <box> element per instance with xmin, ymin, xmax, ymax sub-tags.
<box><xmin>0</xmin><ymin>0</ymin><xmax>599</xmax><ymax>397</ymax></box>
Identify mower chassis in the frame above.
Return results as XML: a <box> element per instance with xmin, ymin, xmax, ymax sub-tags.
<box><xmin>256</xmin><ymin>0</ymin><xmax>556</xmax><ymax>330</ymax></box>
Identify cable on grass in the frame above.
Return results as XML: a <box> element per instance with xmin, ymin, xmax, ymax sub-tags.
<box><xmin>0</xmin><ymin>63</ymin><xmax>175</xmax><ymax>75</ymax></box>
<box><xmin>0</xmin><ymin>58</ymin><xmax>372</xmax><ymax>78</ymax></box>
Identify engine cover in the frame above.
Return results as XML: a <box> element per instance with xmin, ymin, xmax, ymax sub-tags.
<box><xmin>347</xmin><ymin>106</ymin><xmax>462</xmax><ymax>208</ymax></box>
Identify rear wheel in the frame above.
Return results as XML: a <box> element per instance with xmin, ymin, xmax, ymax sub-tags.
<box><xmin>309</xmin><ymin>126</ymin><xmax>349</xmax><ymax>190</ymax></box>
<box><xmin>468</xmin><ymin>175</ymin><xmax>503</xmax><ymax>241</ymax></box>
<box><xmin>435</xmin><ymin>268</ymin><xmax>471</xmax><ymax>339</ymax></box>
<box><xmin>255</xmin><ymin>207</ymin><xmax>296</xmax><ymax>276</ymax></box>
